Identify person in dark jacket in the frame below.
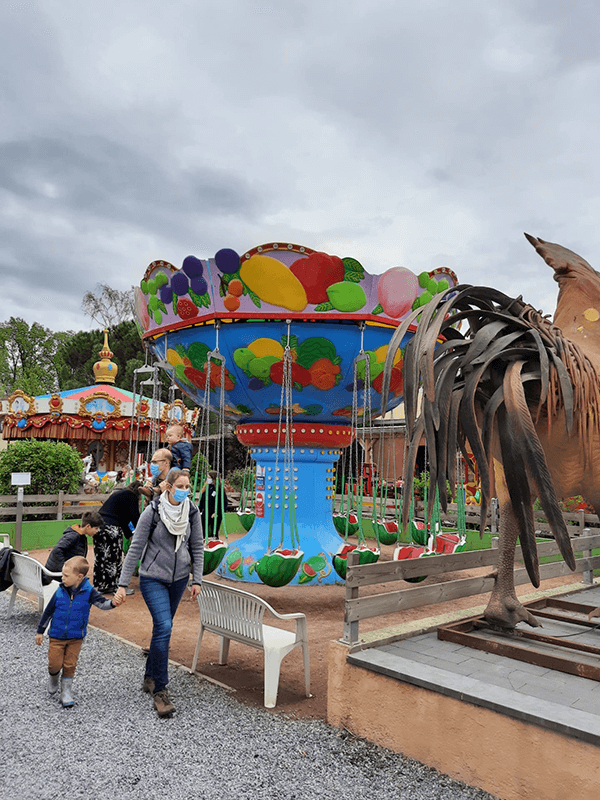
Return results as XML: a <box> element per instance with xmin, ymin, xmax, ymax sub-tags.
<box><xmin>94</xmin><ymin>481</ymin><xmax>143</xmax><ymax>594</ymax></box>
<box><xmin>115</xmin><ymin>468</ymin><xmax>203</xmax><ymax>718</ymax></box>
<box><xmin>199</xmin><ymin>471</ymin><xmax>226</xmax><ymax>539</ymax></box>
<box><xmin>45</xmin><ymin>511</ymin><xmax>103</xmax><ymax>573</ymax></box>
<box><xmin>0</xmin><ymin>546</ymin><xmax>13</xmax><ymax>591</ymax></box>
<box><xmin>36</xmin><ymin>556</ymin><xmax>122</xmax><ymax>707</ymax></box>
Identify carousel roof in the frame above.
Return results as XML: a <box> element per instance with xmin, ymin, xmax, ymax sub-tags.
<box><xmin>1</xmin><ymin>330</ymin><xmax>197</xmax><ymax>441</ymax></box>
<box><xmin>36</xmin><ymin>384</ymin><xmax>139</xmax><ymax>404</ymax></box>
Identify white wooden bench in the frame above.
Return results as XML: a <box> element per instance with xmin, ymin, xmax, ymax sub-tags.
<box><xmin>191</xmin><ymin>580</ymin><xmax>310</xmax><ymax>708</ymax></box>
<box><xmin>7</xmin><ymin>552</ymin><xmax>61</xmax><ymax>616</ymax></box>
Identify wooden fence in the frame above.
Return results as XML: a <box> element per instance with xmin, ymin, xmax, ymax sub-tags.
<box><xmin>343</xmin><ymin>526</ymin><xmax>600</xmax><ymax>648</ymax></box>
<box><xmin>433</xmin><ymin>501</ymin><xmax>596</xmax><ymax>537</ymax></box>
<box><xmin>0</xmin><ymin>493</ymin><xmax>103</xmax><ymax>520</ymax></box>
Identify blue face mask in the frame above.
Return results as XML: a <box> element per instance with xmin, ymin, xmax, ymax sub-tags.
<box><xmin>150</xmin><ymin>463</ymin><xmax>160</xmax><ymax>477</ymax></box>
<box><xmin>173</xmin><ymin>488</ymin><xmax>189</xmax><ymax>503</ymax></box>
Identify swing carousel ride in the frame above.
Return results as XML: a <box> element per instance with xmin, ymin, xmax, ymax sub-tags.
<box><xmin>134</xmin><ymin>243</ymin><xmax>458</xmax><ymax>585</ymax></box>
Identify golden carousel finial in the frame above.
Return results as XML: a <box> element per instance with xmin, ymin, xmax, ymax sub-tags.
<box><xmin>93</xmin><ymin>329</ymin><xmax>119</xmax><ymax>385</ymax></box>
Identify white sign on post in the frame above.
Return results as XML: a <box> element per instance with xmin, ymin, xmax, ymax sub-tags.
<box><xmin>11</xmin><ymin>472</ymin><xmax>31</xmax><ymax>486</ymax></box>
<box><xmin>12</xmin><ymin>473</ymin><xmax>31</xmax><ymax>552</ymax></box>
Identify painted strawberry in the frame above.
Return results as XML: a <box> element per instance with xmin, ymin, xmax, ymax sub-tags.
<box><xmin>207</xmin><ymin>363</ymin><xmax>235</xmax><ymax>391</ymax></box>
<box><xmin>372</xmin><ymin>366</ymin><xmax>403</xmax><ymax>394</ymax></box>
<box><xmin>270</xmin><ymin>360</ymin><xmax>312</xmax><ymax>388</ymax></box>
<box><xmin>183</xmin><ymin>366</ymin><xmax>207</xmax><ymax>389</ymax></box>
<box><xmin>177</xmin><ymin>297</ymin><xmax>198</xmax><ymax>319</ymax></box>
<box><xmin>289</xmin><ymin>252</ymin><xmax>345</xmax><ymax>305</ymax></box>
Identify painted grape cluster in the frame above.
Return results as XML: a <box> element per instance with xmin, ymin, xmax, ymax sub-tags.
<box><xmin>140</xmin><ymin>256</ymin><xmax>211</xmax><ymax>324</ymax></box>
<box><xmin>412</xmin><ymin>271</ymin><xmax>450</xmax><ymax>311</ymax></box>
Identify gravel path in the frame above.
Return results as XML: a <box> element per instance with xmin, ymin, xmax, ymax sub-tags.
<box><xmin>0</xmin><ymin>593</ymin><xmax>498</xmax><ymax>800</ymax></box>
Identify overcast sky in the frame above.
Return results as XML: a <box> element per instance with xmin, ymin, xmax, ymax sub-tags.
<box><xmin>2</xmin><ymin>0</ymin><xmax>600</xmax><ymax>333</ymax></box>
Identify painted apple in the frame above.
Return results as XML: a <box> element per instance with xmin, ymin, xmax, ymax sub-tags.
<box><xmin>289</xmin><ymin>252</ymin><xmax>345</xmax><ymax>305</ymax></box>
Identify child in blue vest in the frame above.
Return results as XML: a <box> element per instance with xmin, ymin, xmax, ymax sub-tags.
<box><xmin>35</xmin><ymin>556</ymin><xmax>123</xmax><ymax>707</ymax></box>
<box><xmin>164</xmin><ymin>424</ymin><xmax>193</xmax><ymax>471</ymax></box>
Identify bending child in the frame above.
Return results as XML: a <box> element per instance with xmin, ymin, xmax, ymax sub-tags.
<box><xmin>35</xmin><ymin>556</ymin><xmax>123</xmax><ymax>708</ymax></box>
<box><xmin>45</xmin><ymin>511</ymin><xmax>103</xmax><ymax>574</ymax></box>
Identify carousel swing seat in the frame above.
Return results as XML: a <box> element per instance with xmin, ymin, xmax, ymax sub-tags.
<box><xmin>373</xmin><ymin>518</ymin><xmax>398</xmax><ymax>546</ymax></box>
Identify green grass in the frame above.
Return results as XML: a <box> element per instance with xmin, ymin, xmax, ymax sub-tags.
<box><xmin>1</xmin><ymin>512</ymin><xmax>248</xmax><ymax>551</ymax></box>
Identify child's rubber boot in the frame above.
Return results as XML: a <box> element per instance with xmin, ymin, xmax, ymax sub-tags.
<box><xmin>61</xmin><ymin>677</ymin><xmax>74</xmax><ymax>708</ymax></box>
<box><xmin>48</xmin><ymin>671</ymin><xmax>60</xmax><ymax>695</ymax></box>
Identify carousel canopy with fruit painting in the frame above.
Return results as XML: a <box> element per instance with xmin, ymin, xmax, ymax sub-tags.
<box><xmin>136</xmin><ymin>243</ymin><xmax>457</xmax><ymax>424</ymax></box>
<box><xmin>134</xmin><ymin>243</ymin><xmax>458</xmax><ymax>587</ymax></box>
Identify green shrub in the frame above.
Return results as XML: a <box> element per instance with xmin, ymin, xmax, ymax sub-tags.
<box><xmin>0</xmin><ymin>439</ymin><xmax>83</xmax><ymax>495</ymax></box>
<box><xmin>190</xmin><ymin>451</ymin><xmax>211</xmax><ymax>486</ymax></box>
<box><xmin>413</xmin><ymin>470</ymin><xmax>453</xmax><ymax>504</ymax></box>
<box><xmin>227</xmin><ymin>466</ymin><xmax>255</xmax><ymax>492</ymax></box>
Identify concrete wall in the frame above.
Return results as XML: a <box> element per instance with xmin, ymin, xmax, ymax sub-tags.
<box><xmin>327</xmin><ymin>641</ymin><xmax>600</xmax><ymax>800</ymax></box>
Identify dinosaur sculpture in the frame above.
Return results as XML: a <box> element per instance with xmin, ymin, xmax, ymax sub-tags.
<box><xmin>381</xmin><ymin>234</ymin><xmax>600</xmax><ymax>629</ymax></box>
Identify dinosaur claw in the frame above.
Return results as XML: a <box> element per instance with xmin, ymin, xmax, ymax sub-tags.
<box><xmin>484</xmin><ymin>594</ymin><xmax>541</xmax><ymax>629</ymax></box>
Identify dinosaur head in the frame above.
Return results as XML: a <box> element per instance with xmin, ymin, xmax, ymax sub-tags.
<box><xmin>525</xmin><ymin>233</ymin><xmax>600</xmax><ymax>345</ymax></box>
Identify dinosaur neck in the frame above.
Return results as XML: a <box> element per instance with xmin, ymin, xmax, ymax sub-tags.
<box><xmin>554</xmin><ymin>281</ymin><xmax>600</xmax><ymax>361</ymax></box>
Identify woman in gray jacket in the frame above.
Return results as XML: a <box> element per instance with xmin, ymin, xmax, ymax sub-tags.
<box><xmin>115</xmin><ymin>468</ymin><xmax>203</xmax><ymax>718</ymax></box>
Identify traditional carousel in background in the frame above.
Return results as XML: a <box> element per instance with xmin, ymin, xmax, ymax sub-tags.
<box><xmin>0</xmin><ymin>330</ymin><xmax>197</xmax><ymax>489</ymax></box>
<box><xmin>135</xmin><ymin>241</ymin><xmax>460</xmax><ymax>585</ymax></box>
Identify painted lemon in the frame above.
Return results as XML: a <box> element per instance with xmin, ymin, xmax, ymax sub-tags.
<box><xmin>166</xmin><ymin>348</ymin><xmax>184</xmax><ymax>367</ymax></box>
<box><xmin>240</xmin><ymin>255</ymin><xmax>308</xmax><ymax>312</ymax></box>
<box><xmin>247</xmin><ymin>338</ymin><xmax>285</xmax><ymax>359</ymax></box>
<box><xmin>374</xmin><ymin>345</ymin><xmax>401</xmax><ymax>365</ymax></box>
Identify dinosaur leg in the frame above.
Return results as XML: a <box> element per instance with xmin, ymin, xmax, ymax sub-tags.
<box><xmin>483</xmin><ymin>497</ymin><xmax>541</xmax><ymax>629</ymax></box>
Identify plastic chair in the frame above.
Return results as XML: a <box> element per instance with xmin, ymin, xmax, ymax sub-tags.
<box><xmin>7</xmin><ymin>552</ymin><xmax>61</xmax><ymax>615</ymax></box>
<box><xmin>191</xmin><ymin>580</ymin><xmax>310</xmax><ymax>708</ymax></box>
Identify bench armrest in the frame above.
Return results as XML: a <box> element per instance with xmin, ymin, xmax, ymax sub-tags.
<box><xmin>41</xmin><ymin>565</ymin><xmax>62</xmax><ymax>579</ymax></box>
<box><xmin>269</xmin><ymin>610</ymin><xmax>306</xmax><ymax>621</ymax></box>
<box><xmin>264</xmin><ymin>605</ymin><xmax>308</xmax><ymax>643</ymax></box>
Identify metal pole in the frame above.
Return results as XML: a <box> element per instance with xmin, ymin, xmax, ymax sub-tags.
<box><xmin>15</xmin><ymin>487</ymin><xmax>24</xmax><ymax>551</ymax></box>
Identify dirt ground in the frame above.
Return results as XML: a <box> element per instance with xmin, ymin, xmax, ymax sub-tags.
<box><xmin>29</xmin><ymin>536</ymin><xmax>584</xmax><ymax>721</ymax></box>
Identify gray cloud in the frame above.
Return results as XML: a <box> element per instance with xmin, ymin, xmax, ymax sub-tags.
<box><xmin>2</xmin><ymin>0</ymin><xmax>600</xmax><ymax>331</ymax></box>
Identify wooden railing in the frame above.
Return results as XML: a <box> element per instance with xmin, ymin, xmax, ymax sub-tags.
<box><xmin>342</xmin><ymin>528</ymin><xmax>600</xmax><ymax>648</ymax></box>
<box><xmin>0</xmin><ymin>493</ymin><xmax>103</xmax><ymax>520</ymax></box>
<box><xmin>440</xmin><ymin>502</ymin><xmax>596</xmax><ymax>537</ymax></box>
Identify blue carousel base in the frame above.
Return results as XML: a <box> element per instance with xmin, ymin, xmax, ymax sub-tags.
<box><xmin>217</xmin><ymin>445</ymin><xmax>346</xmax><ymax>586</ymax></box>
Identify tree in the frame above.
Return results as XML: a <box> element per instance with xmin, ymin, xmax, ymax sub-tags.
<box><xmin>0</xmin><ymin>439</ymin><xmax>83</xmax><ymax>495</ymax></box>
<box><xmin>55</xmin><ymin>319</ymin><xmax>193</xmax><ymax>407</ymax></box>
<box><xmin>82</xmin><ymin>283</ymin><xmax>135</xmax><ymax>327</ymax></box>
<box><xmin>55</xmin><ymin>320</ymin><xmax>147</xmax><ymax>392</ymax></box>
<box><xmin>0</xmin><ymin>318</ymin><xmax>64</xmax><ymax>396</ymax></box>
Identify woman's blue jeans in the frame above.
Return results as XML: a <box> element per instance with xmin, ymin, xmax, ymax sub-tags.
<box><xmin>140</xmin><ymin>575</ymin><xmax>188</xmax><ymax>693</ymax></box>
